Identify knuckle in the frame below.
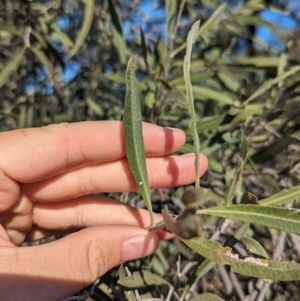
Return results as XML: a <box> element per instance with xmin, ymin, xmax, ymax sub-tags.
<box><xmin>71</xmin><ymin>230</ymin><xmax>113</xmax><ymax>284</ymax></box>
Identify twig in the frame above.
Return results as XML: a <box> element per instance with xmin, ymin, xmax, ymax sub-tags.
<box><xmin>272</xmin><ymin>231</ymin><xmax>287</xmax><ymax>260</ymax></box>
<box><xmin>229</xmin><ymin>271</ymin><xmax>246</xmax><ymax>300</ymax></box>
<box><xmin>256</xmin><ymin>282</ymin><xmax>271</xmax><ymax>301</ymax></box>
<box><xmin>288</xmin><ymin>233</ymin><xmax>300</xmax><ymax>260</ymax></box>
<box><xmin>218</xmin><ymin>264</ymin><xmax>233</xmax><ymax>295</ymax></box>
<box><xmin>166</xmin><ymin>255</ymin><xmax>195</xmax><ymax>301</ymax></box>
<box><xmin>242</xmin><ymin>279</ymin><xmax>264</xmax><ymax>301</ymax></box>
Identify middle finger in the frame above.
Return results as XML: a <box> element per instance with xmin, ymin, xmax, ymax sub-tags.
<box><xmin>22</xmin><ymin>153</ymin><xmax>208</xmax><ymax>202</ymax></box>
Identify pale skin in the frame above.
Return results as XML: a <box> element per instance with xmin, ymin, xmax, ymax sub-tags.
<box><xmin>0</xmin><ymin>121</ymin><xmax>208</xmax><ymax>300</ymax></box>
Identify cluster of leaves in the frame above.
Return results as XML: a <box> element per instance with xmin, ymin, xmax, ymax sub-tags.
<box><xmin>1</xmin><ymin>0</ymin><xmax>300</xmax><ymax>300</ymax></box>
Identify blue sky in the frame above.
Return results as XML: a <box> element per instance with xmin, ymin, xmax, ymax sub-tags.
<box><xmin>61</xmin><ymin>1</ymin><xmax>298</xmax><ymax>84</ymax></box>
<box><xmin>257</xmin><ymin>8</ymin><xmax>297</xmax><ymax>51</ymax></box>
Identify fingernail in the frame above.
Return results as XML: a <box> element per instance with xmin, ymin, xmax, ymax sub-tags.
<box><xmin>121</xmin><ymin>234</ymin><xmax>158</xmax><ymax>262</ymax></box>
<box><xmin>165</xmin><ymin>126</ymin><xmax>182</xmax><ymax>132</ymax></box>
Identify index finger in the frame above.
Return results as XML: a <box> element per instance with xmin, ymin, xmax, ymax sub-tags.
<box><xmin>0</xmin><ymin>121</ymin><xmax>185</xmax><ymax>183</ymax></box>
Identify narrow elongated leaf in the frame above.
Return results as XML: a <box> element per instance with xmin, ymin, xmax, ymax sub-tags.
<box><xmin>112</xmin><ymin>26</ymin><xmax>126</xmax><ymax>64</ymax></box>
<box><xmin>107</xmin><ymin>0</ymin><xmax>123</xmax><ymax>34</ymax></box>
<box><xmin>196</xmin><ymin>115</ymin><xmax>223</xmax><ymax>134</ymax></box>
<box><xmin>183</xmin><ymin>20</ymin><xmax>201</xmax><ymax>189</ymax></box>
<box><xmin>140</xmin><ymin>27</ymin><xmax>148</xmax><ymax>69</ymax></box>
<box><xmin>197</xmin><ymin>205</ymin><xmax>300</xmax><ymax>235</ymax></box>
<box><xmin>232</xmin><ymin>56</ymin><xmax>279</xmax><ymax>67</ymax></box>
<box><xmin>86</xmin><ymin>97</ymin><xmax>103</xmax><ymax>116</ymax></box>
<box><xmin>245</xmin><ymin>66</ymin><xmax>300</xmax><ymax>104</ymax></box>
<box><xmin>123</xmin><ymin>58</ymin><xmax>154</xmax><ymax>225</ymax></box>
<box><xmin>277</xmin><ymin>53</ymin><xmax>287</xmax><ymax>76</ymax></box>
<box><xmin>165</xmin><ymin>0</ymin><xmax>176</xmax><ymax>37</ymax></box>
<box><xmin>232</xmin><ymin>108</ymin><xmax>261</xmax><ymax>122</ymax></box>
<box><xmin>234</xmin><ymin>15</ymin><xmax>277</xmax><ymax>30</ymax></box>
<box><xmin>251</xmin><ymin>135</ymin><xmax>299</xmax><ymax>163</ymax></box>
<box><xmin>182</xmin><ymin>237</ymin><xmax>300</xmax><ymax>281</ymax></box>
<box><xmin>70</xmin><ymin>0</ymin><xmax>95</xmax><ymax>57</ymax></box>
<box><xmin>173</xmin><ymin>84</ymin><xmax>234</xmax><ymax>105</ymax></box>
<box><xmin>192</xmin><ymin>86</ymin><xmax>233</xmax><ymax>105</ymax></box>
<box><xmin>51</xmin><ymin>30</ymin><xmax>74</xmax><ymax>48</ymax></box>
<box><xmin>30</xmin><ymin>46</ymin><xmax>54</xmax><ymax>80</ymax></box>
<box><xmin>217</xmin><ymin>70</ymin><xmax>240</xmax><ymax>92</ymax></box>
<box><xmin>193</xmin><ymin>222</ymin><xmax>250</xmax><ymax>281</ymax></box>
<box><xmin>0</xmin><ymin>47</ymin><xmax>25</xmax><ymax>88</ymax></box>
<box><xmin>224</xmin><ymin>157</ymin><xmax>244</xmax><ymax>206</ymax></box>
<box><xmin>189</xmin><ymin>293</ymin><xmax>226</xmax><ymax>301</ymax></box>
<box><xmin>118</xmin><ymin>270</ymin><xmax>169</xmax><ymax>288</ymax></box>
<box><xmin>172</xmin><ymin>4</ymin><xmax>226</xmax><ymax>57</ymax></box>
<box><xmin>259</xmin><ymin>185</ymin><xmax>300</xmax><ymax>206</ymax></box>
<box><xmin>108</xmin><ymin>0</ymin><xmax>126</xmax><ymax>64</ymax></box>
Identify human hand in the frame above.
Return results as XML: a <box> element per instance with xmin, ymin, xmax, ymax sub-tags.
<box><xmin>0</xmin><ymin>121</ymin><xmax>208</xmax><ymax>300</ymax></box>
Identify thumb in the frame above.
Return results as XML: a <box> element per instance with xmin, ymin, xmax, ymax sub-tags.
<box><xmin>0</xmin><ymin>226</ymin><xmax>159</xmax><ymax>301</ymax></box>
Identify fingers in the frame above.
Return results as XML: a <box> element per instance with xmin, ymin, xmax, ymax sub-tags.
<box><xmin>0</xmin><ymin>122</ymin><xmax>185</xmax><ymax>183</ymax></box>
<box><xmin>0</xmin><ymin>191</ymin><xmax>33</xmax><ymax>245</ymax></box>
<box><xmin>0</xmin><ymin>225</ymin><xmax>15</xmax><ymax>247</ymax></box>
<box><xmin>0</xmin><ymin>226</ymin><xmax>158</xmax><ymax>300</ymax></box>
<box><xmin>23</xmin><ymin>153</ymin><xmax>208</xmax><ymax>202</ymax></box>
<box><xmin>0</xmin><ymin>170</ymin><xmax>20</xmax><ymax>213</ymax></box>
<box><xmin>32</xmin><ymin>195</ymin><xmax>163</xmax><ymax>230</ymax></box>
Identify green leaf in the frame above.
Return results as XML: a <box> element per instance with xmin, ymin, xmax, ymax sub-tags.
<box><xmin>107</xmin><ymin>0</ymin><xmax>123</xmax><ymax>34</ymax></box>
<box><xmin>51</xmin><ymin>30</ymin><xmax>74</xmax><ymax>48</ymax></box>
<box><xmin>240</xmin><ymin>236</ymin><xmax>269</xmax><ymax>259</ymax></box>
<box><xmin>217</xmin><ymin>69</ymin><xmax>240</xmax><ymax>92</ymax></box>
<box><xmin>192</xmin><ymin>86</ymin><xmax>233</xmax><ymax>105</ymax></box>
<box><xmin>224</xmin><ymin>157</ymin><xmax>244</xmax><ymax>206</ymax></box>
<box><xmin>104</xmin><ymin>72</ymin><xmax>125</xmax><ymax>84</ymax></box>
<box><xmin>183</xmin><ymin>20</ymin><xmax>201</xmax><ymax>189</ymax></box>
<box><xmin>277</xmin><ymin>53</ymin><xmax>287</xmax><ymax>76</ymax></box>
<box><xmin>112</xmin><ymin>26</ymin><xmax>126</xmax><ymax>64</ymax></box>
<box><xmin>117</xmin><ymin>270</ymin><xmax>169</xmax><ymax>288</ymax></box>
<box><xmin>0</xmin><ymin>23</ymin><xmax>23</xmax><ymax>37</ymax></box>
<box><xmin>172</xmin><ymin>3</ymin><xmax>226</xmax><ymax>57</ymax></box>
<box><xmin>189</xmin><ymin>293</ymin><xmax>226</xmax><ymax>301</ymax></box>
<box><xmin>235</xmin><ymin>15</ymin><xmax>277</xmax><ymax>30</ymax></box>
<box><xmin>251</xmin><ymin>135</ymin><xmax>299</xmax><ymax>163</ymax></box>
<box><xmin>0</xmin><ymin>47</ymin><xmax>25</xmax><ymax>88</ymax></box>
<box><xmin>123</xmin><ymin>58</ymin><xmax>154</xmax><ymax>226</ymax></box>
<box><xmin>140</xmin><ymin>27</ymin><xmax>148</xmax><ymax>69</ymax></box>
<box><xmin>182</xmin><ymin>237</ymin><xmax>300</xmax><ymax>281</ymax></box>
<box><xmin>118</xmin><ymin>265</ymin><xmax>136</xmax><ymax>301</ymax></box>
<box><xmin>245</xmin><ymin>65</ymin><xmax>300</xmax><ymax>104</ymax></box>
<box><xmin>165</xmin><ymin>0</ymin><xmax>177</xmax><ymax>37</ymax></box>
<box><xmin>259</xmin><ymin>185</ymin><xmax>300</xmax><ymax>206</ymax></box>
<box><xmin>192</xmin><ymin>221</ymin><xmax>251</xmax><ymax>282</ymax></box>
<box><xmin>86</xmin><ymin>97</ymin><xmax>103</xmax><ymax>116</ymax></box>
<box><xmin>196</xmin><ymin>115</ymin><xmax>223</xmax><ymax>134</ymax></box>
<box><xmin>232</xmin><ymin>56</ymin><xmax>279</xmax><ymax>67</ymax></box>
<box><xmin>70</xmin><ymin>0</ymin><xmax>95</xmax><ymax>57</ymax></box>
<box><xmin>30</xmin><ymin>46</ymin><xmax>54</xmax><ymax>80</ymax></box>
<box><xmin>108</xmin><ymin>0</ymin><xmax>126</xmax><ymax>64</ymax></box>
<box><xmin>232</xmin><ymin>108</ymin><xmax>261</xmax><ymax>122</ymax></box>
<box><xmin>197</xmin><ymin>205</ymin><xmax>300</xmax><ymax>235</ymax></box>
<box><xmin>163</xmin><ymin>89</ymin><xmax>185</xmax><ymax>104</ymax></box>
